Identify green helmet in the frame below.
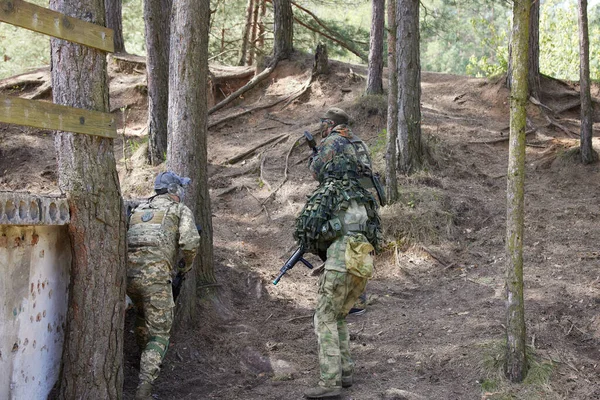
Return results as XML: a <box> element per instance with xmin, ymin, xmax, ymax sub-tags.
<box><xmin>322</xmin><ymin>107</ymin><xmax>349</xmax><ymax>126</ymax></box>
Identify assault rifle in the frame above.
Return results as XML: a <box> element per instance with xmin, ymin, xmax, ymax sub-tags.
<box><xmin>273</xmin><ymin>245</ymin><xmax>314</xmax><ymax>285</ymax></box>
<box><xmin>304</xmin><ymin>131</ymin><xmax>318</xmax><ymax>155</ymax></box>
<box><xmin>172</xmin><ymin>269</ymin><xmax>185</xmax><ymax>300</ymax></box>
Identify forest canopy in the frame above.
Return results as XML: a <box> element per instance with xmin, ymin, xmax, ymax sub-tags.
<box><xmin>1</xmin><ymin>0</ymin><xmax>599</xmax><ymax>80</ymax></box>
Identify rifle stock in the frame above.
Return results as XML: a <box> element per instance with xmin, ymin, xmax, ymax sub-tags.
<box><xmin>273</xmin><ymin>245</ymin><xmax>314</xmax><ymax>285</ymax></box>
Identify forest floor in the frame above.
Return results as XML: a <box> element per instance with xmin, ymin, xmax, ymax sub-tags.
<box><xmin>1</xmin><ymin>53</ymin><xmax>600</xmax><ymax>400</ymax></box>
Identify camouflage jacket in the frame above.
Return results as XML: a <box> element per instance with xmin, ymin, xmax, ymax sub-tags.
<box><xmin>127</xmin><ymin>194</ymin><xmax>200</xmax><ymax>283</ymax></box>
<box><xmin>296</xmin><ymin>125</ymin><xmax>382</xmax><ymax>256</ymax></box>
<box><xmin>309</xmin><ymin>124</ymin><xmax>373</xmax><ymax>183</ymax></box>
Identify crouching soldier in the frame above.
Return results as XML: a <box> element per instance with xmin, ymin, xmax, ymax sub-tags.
<box><xmin>127</xmin><ymin>171</ymin><xmax>201</xmax><ymax>399</ymax></box>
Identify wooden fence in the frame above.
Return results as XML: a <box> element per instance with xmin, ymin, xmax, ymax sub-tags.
<box><xmin>0</xmin><ymin>0</ymin><xmax>116</xmax><ymax>137</ymax></box>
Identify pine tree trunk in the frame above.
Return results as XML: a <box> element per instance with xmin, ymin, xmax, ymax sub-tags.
<box><xmin>239</xmin><ymin>0</ymin><xmax>254</xmax><ymax>66</ymax></box>
<box><xmin>366</xmin><ymin>0</ymin><xmax>385</xmax><ymax>95</ymax></box>
<box><xmin>49</xmin><ymin>0</ymin><xmax>126</xmax><ymax>398</ymax></box>
<box><xmin>507</xmin><ymin>0</ymin><xmax>539</xmax><ymax>98</ymax></box>
<box><xmin>105</xmin><ymin>0</ymin><xmax>125</xmax><ymax>53</ymax></box>
<box><xmin>395</xmin><ymin>0</ymin><xmax>421</xmax><ymax>174</ymax></box>
<box><xmin>505</xmin><ymin>0</ymin><xmax>529</xmax><ymax>383</ymax></box>
<box><xmin>248</xmin><ymin>0</ymin><xmax>260</xmax><ymax>65</ymax></box>
<box><xmin>168</xmin><ymin>0</ymin><xmax>216</xmax><ymax>326</ymax></box>
<box><xmin>578</xmin><ymin>0</ymin><xmax>596</xmax><ymax>164</ymax></box>
<box><xmin>385</xmin><ymin>0</ymin><xmax>398</xmax><ymax>203</ymax></box>
<box><xmin>528</xmin><ymin>0</ymin><xmax>540</xmax><ymax>100</ymax></box>
<box><xmin>145</xmin><ymin>0</ymin><xmax>173</xmax><ymax>165</ymax></box>
<box><xmin>273</xmin><ymin>0</ymin><xmax>293</xmax><ymax>60</ymax></box>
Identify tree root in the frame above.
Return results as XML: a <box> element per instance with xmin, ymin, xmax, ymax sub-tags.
<box><xmin>208</xmin><ymin>96</ymin><xmax>289</xmax><ymax>129</ymax></box>
<box><xmin>261</xmin><ymin>134</ymin><xmax>303</xmax><ymax>205</ymax></box>
<box><xmin>209</xmin><ymin>59</ymin><xmax>279</xmax><ymax>115</ymax></box>
<box><xmin>225</xmin><ymin>133</ymin><xmax>289</xmax><ymax>165</ymax></box>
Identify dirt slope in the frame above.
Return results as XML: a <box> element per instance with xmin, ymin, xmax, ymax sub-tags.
<box><xmin>1</xmin><ymin>54</ymin><xmax>600</xmax><ymax>400</ymax></box>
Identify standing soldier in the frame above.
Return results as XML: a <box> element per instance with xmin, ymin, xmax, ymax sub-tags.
<box><xmin>295</xmin><ymin>108</ymin><xmax>382</xmax><ymax>398</ymax></box>
<box><xmin>127</xmin><ymin>171</ymin><xmax>201</xmax><ymax>400</ymax></box>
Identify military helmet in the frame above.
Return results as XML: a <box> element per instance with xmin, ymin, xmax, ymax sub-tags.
<box><xmin>322</xmin><ymin>107</ymin><xmax>350</xmax><ymax>126</ymax></box>
<box><xmin>154</xmin><ymin>171</ymin><xmax>191</xmax><ymax>199</ymax></box>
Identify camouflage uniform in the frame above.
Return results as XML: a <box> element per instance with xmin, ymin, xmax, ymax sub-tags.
<box><xmin>127</xmin><ymin>194</ymin><xmax>200</xmax><ymax>386</ymax></box>
<box><xmin>296</xmin><ymin>123</ymin><xmax>381</xmax><ymax>391</ymax></box>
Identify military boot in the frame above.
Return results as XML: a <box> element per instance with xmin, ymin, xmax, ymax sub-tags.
<box><xmin>304</xmin><ymin>385</ymin><xmax>342</xmax><ymax>399</ymax></box>
<box><xmin>341</xmin><ymin>374</ymin><xmax>353</xmax><ymax>388</ymax></box>
<box><xmin>135</xmin><ymin>381</ymin><xmax>153</xmax><ymax>400</ymax></box>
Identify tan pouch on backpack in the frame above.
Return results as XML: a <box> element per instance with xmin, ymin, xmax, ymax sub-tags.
<box><xmin>345</xmin><ymin>234</ymin><xmax>374</xmax><ymax>279</ymax></box>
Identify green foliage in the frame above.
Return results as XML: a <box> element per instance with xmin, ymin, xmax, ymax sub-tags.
<box><xmin>540</xmin><ymin>0</ymin><xmax>600</xmax><ymax>80</ymax></box>
<box><xmin>421</xmin><ymin>0</ymin><xmax>511</xmax><ymax>76</ymax></box>
<box><xmin>0</xmin><ymin>0</ymin><xmax>49</xmax><ymax>79</ymax></box>
<box><xmin>122</xmin><ymin>0</ymin><xmax>146</xmax><ymax>56</ymax></box>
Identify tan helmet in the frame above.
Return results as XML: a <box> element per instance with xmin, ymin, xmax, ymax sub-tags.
<box><xmin>322</xmin><ymin>107</ymin><xmax>350</xmax><ymax>126</ymax></box>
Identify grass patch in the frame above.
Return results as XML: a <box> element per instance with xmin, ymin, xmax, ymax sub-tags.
<box><xmin>477</xmin><ymin>340</ymin><xmax>558</xmax><ymax>400</ymax></box>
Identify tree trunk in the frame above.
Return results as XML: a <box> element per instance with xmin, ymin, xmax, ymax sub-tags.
<box><xmin>385</xmin><ymin>0</ymin><xmax>398</xmax><ymax>203</ymax></box>
<box><xmin>505</xmin><ymin>0</ymin><xmax>529</xmax><ymax>383</ymax></box>
<box><xmin>273</xmin><ymin>0</ymin><xmax>294</xmax><ymax>60</ymax></box>
<box><xmin>528</xmin><ymin>0</ymin><xmax>540</xmax><ymax>99</ymax></box>
<box><xmin>366</xmin><ymin>0</ymin><xmax>385</xmax><ymax>95</ymax></box>
<box><xmin>145</xmin><ymin>0</ymin><xmax>173</xmax><ymax>165</ymax></box>
<box><xmin>49</xmin><ymin>0</ymin><xmax>126</xmax><ymax>398</ymax></box>
<box><xmin>105</xmin><ymin>0</ymin><xmax>125</xmax><ymax>53</ymax></box>
<box><xmin>168</xmin><ymin>0</ymin><xmax>216</xmax><ymax>326</ymax></box>
<box><xmin>313</xmin><ymin>42</ymin><xmax>329</xmax><ymax>76</ymax></box>
<box><xmin>578</xmin><ymin>0</ymin><xmax>596</xmax><ymax>164</ymax></box>
<box><xmin>507</xmin><ymin>0</ymin><xmax>539</xmax><ymax>98</ymax></box>
<box><xmin>239</xmin><ymin>0</ymin><xmax>254</xmax><ymax>66</ymax></box>
<box><xmin>255</xmin><ymin>0</ymin><xmax>267</xmax><ymax>67</ymax></box>
<box><xmin>248</xmin><ymin>0</ymin><xmax>261</xmax><ymax>65</ymax></box>
<box><xmin>395</xmin><ymin>0</ymin><xmax>422</xmax><ymax>174</ymax></box>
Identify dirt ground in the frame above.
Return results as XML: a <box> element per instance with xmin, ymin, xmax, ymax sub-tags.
<box><xmin>1</xmin><ymin>53</ymin><xmax>600</xmax><ymax>400</ymax></box>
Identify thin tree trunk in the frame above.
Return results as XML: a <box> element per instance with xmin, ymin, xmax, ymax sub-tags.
<box><xmin>49</xmin><ymin>0</ymin><xmax>126</xmax><ymax>397</ymax></box>
<box><xmin>528</xmin><ymin>0</ymin><xmax>540</xmax><ymax>100</ymax></box>
<box><xmin>366</xmin><ymin>0</ymin><xmax>385</xmax><ymax>95</ymax></box>
<box><xmin>505</xmin><ymin>0</ymin><xmax>529</xmax><ymax>383</ymax></box>
<box><xmin>507</xmin><ymin>0</ymin><xmax>539</xmax><ymax>98</ymax></box>
<box><xmin>248</xmin><ymin>0</ymin><xmax>260</xmax><ymax>65</ymax></box>
<box><xmin>145</xmin><ymin>0</ymin><xmax>173</xmax><ymax>165</ymax></box>
<box><xmin>168</xmin><ymin>0</ymin><xmax>216</xmax><ymax>325</ymax></box>
<box><xmin>395</xmin><ymin>0</ymin><xmax>421</xmax><ymax>174</ymax></box>
<box><xmin>385</xmin><ymin>0</ymin><xmax>398</xmax><ymax>203</ymax></box>
<box><xmin>239</xmin><ymin>0</ymin><xmax>255</xmax><ymax>66</ymax></box>
<box><xmin>578</xmin><ymin>0</ymin><xmax>595</xmax><ymax>164</ymax></box>
<box><xmin>273</xmin><ymin>0</ymin><xmax>293</xmax><ymax>59</ymax></box>
<box><xmin>105</xmin><ymin>0</ymin><xmax>125</xmax><ymax>53</ymax></box>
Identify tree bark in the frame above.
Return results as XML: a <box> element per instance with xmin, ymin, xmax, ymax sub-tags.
<box><xmin>145</xmin><ymin>0</ymin><xmax>173</xmax><ymax>165</ymax></box>
<box><xmin>505</xmin><ymin>0</ymin><xmax>529</xmax><ymax>383</ymax></box>
<box><xmin>395</xmin><ymin>0</ymin><xmax>422</xmax><ymax>174</ymax></box>
<box><xmin>168</xmin><ymin>0</ymin><xmax>216</xmax><ymax>325</ymax></box>
<box><xmin>273</xmin><ymin>0</ymin><xmax>294</xmax><ymax>59</ymax></box>
<box><xmin>313</xmin><ymin>42</ymin><xmax>329</xmax><ymax>76</ymax></box>
<box><xmin>366</xmin><ymin>0</ymin><xmax>385</xmax><ymax>95</ymax></box>
<box><xmin>105</xmin><ymin>0</ymin><xmax>125</xmax><ymax>53</ymax></box>
<box><xmin>578</xmin><ymin>0</ymin><xmax>596</xmax><ymax>164</ymax></box>
<box><xmin>528</xmin><ymin>0</ymin><xmax>540</xmax><ymax>100</ymax></box>
<box><xmin>49</xmin><ymin>0</ymin><xmax>126</xmax><ymax>398</ymax></box>
<box><xmin>507</xmin><ymin>0</ymin><xmax>539</xmax><ymax>98</ymax></box>
<box><xmin>248</xmin><ymin>0</ymin><xmax>261</xmax><ymax>65</ymax></box>
<box><xmin>239</xmin><ymin>0</ymin><xmax>255</xmax><ymax>66</ymax></box>
<box><xmin>385</xmin><ymin>0</ymin><xmax>398</xmax><ymax>203</ymax></box>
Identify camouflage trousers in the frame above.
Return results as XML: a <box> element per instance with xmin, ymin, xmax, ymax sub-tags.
<box><xmin>127</xmin><ymin>278</ymin><xmax>175</xmax><ymax>385</ymax></box>
<box><xmin>314</xmin><ymin>269</ymin><xmax>368</xmax><ymax>387</ymax></box>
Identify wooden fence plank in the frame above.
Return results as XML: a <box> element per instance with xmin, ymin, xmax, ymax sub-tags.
<box><xmin>0</xmin><ymin>0</ymin><xmax>114</xmax><ymax>52</ymax></box>
<box><xmin>0</xmin><ymin>94</ymin><xmax>116</xmax><ymax>138</ymax></box>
